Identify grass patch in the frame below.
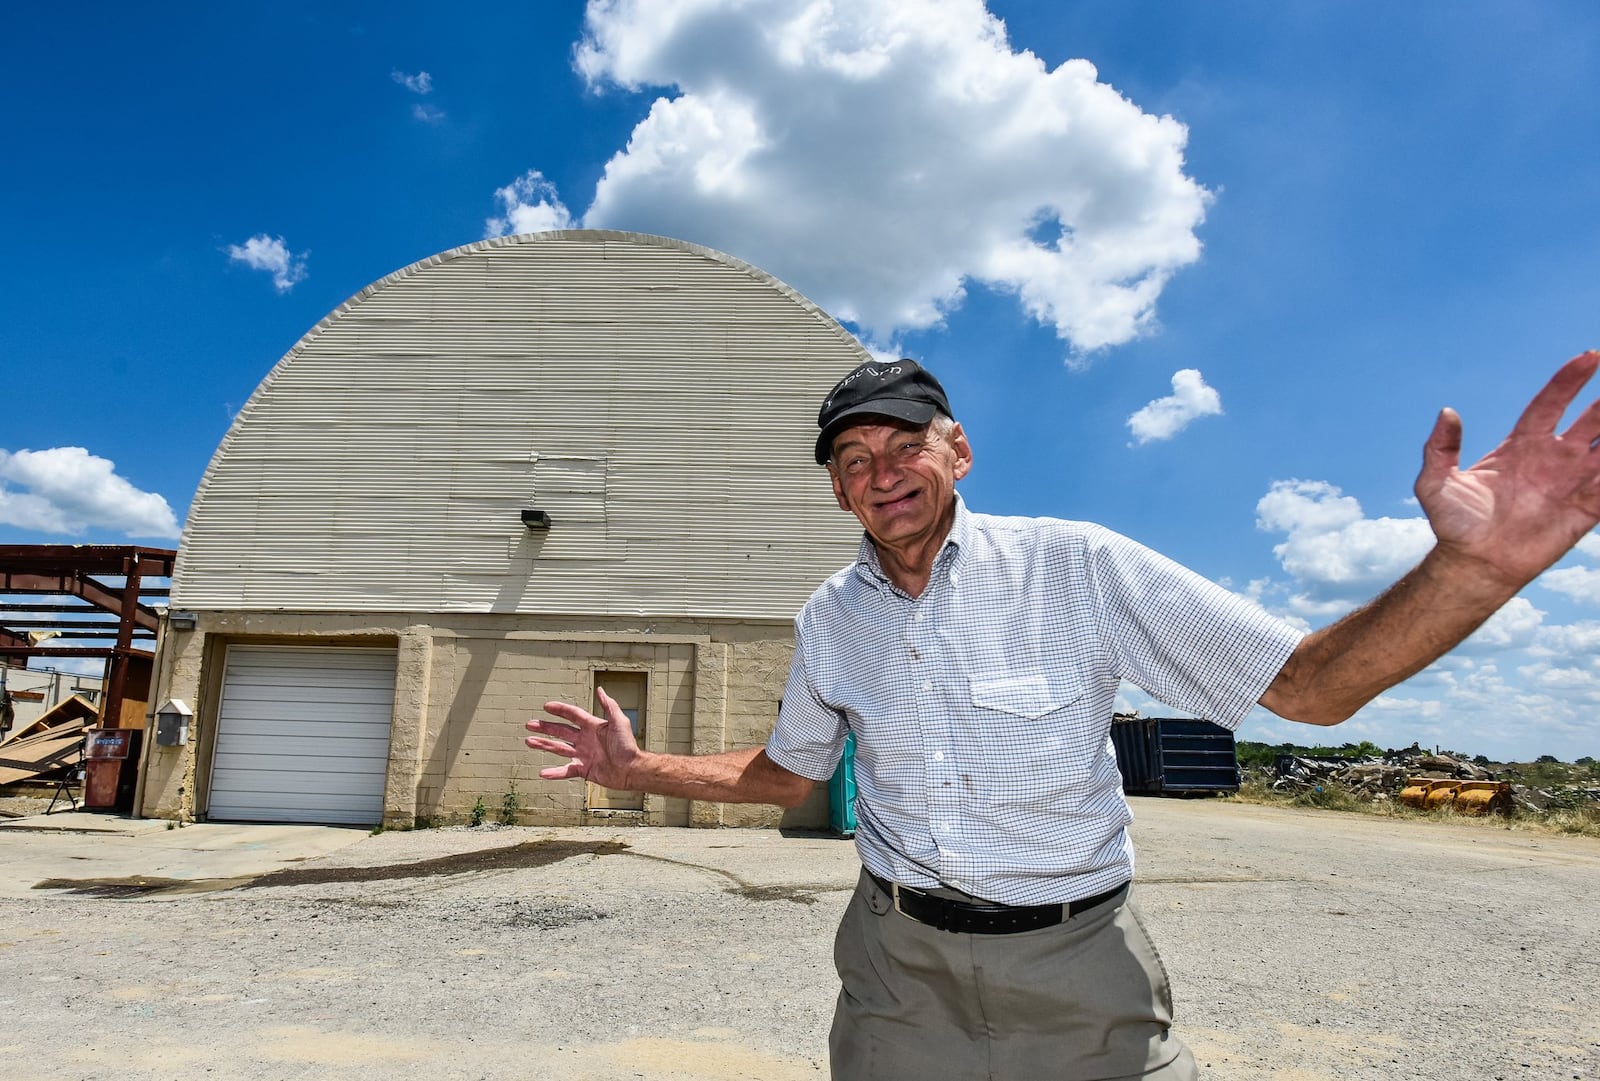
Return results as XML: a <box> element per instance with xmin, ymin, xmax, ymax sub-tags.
<box><xmin>1285</xmin><ymin>784</ymin><xmax>1365</xmax><ymax>813</ymax></box>
<box><xmin>1544</xmin><ymin>803</ymin><xmax>1600</xmax><ymax>839</ymax></box>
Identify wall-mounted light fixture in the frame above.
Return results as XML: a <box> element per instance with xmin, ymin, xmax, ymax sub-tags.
<box><xmin>521</xmin><ymin>509</ymin><xmax>553</xmax><ymax>530</ymax></box>
<box><xmin>168</xmin><ymin>611</ymin><xmax>198</xmax><ymax>631</ymax></box>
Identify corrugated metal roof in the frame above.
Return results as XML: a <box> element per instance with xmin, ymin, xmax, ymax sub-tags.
<box><xmin>174</xmin><ymin>231</ymin><xmax>871</xmax><ymax>617</ymax></box>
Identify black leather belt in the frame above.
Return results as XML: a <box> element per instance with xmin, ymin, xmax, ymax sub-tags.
<box><xmin>868</xmin><ymin>871</ymin><xmax>1127</xmax><ymax>935</ymax></box>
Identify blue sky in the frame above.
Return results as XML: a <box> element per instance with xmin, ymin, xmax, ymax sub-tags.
<box><xmin>5</xmin><ymin>1</ymin><xmax>1599</xmax><ymax>761</ymax></box>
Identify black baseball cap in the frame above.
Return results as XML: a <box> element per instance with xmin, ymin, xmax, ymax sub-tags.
<box><xmin>814</xmin><ymin>359</ymin><xmax>953</xmax><ymax>464</ymax></box>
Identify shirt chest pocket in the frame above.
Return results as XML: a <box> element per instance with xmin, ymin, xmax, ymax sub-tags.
<box><xmin>965</xmin><ymin>672</ymin><xmax>1106</xmax><ymax>808</ymax></box>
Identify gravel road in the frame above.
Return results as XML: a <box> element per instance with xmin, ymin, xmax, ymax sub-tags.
<box><xmin>1</xmin><ymin>799</ymin><xmax>1596</xmax><ymax>1081</ymax></box>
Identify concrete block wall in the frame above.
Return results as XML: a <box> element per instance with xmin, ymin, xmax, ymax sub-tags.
<box><xmin>424</xmin><ymin>635</ymin><xmax>700</xmax><ymax>827</ymax></box>
<box><xmin>139</xmin><ymin>611</ymin><xmax>833</xmax><ymax>831</ymax></box>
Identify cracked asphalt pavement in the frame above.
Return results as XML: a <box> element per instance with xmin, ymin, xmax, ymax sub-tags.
<box><xmin>1</xmin><ymin>800</ymin><xmax>1596</xmax><ymax>1080</ymax></box>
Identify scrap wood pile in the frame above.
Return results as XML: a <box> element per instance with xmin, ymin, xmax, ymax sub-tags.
<box><xmin>1267</xmin><ymin>747</ymin><xmax>1599</xmax><ymax>817</ymax></box>
<box><xmin>0</xmin><ymin>694</ymin><xmax>96</xmax><ymax>796</ymax></box>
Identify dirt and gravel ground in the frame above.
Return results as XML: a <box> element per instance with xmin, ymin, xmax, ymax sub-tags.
<box><xmin>1</xmin><ymin>797</ymin><xmax>1596</xmax><ymax>1081</ymax></box>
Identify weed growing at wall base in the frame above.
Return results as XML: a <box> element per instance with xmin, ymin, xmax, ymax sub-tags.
<box><xmin>500</xmin><ymin>778</ymin><xmax>521</xmax><ymax>826</ymax></box>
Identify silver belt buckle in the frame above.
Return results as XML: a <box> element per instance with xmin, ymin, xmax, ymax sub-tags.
<box><xmin>889</xmin><ymin>881</ymin><xmax>923</xmax><ymax>923</ymax></box>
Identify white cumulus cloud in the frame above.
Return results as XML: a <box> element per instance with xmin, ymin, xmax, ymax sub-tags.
<box><xmin>0</xmin><ymin>447</ymin><xmax>181</xmax><ymax>539</ymax></box>
<box><xmin>226</xmin><ymin>234</ymin><xmax>308</xmax><ymax>293</ymax></box>
<box><xmin>1461</xmin><ymin>596</ymin><xmax>1544</xmax><ymax>652</ymax></box>
<box><xmin>491</xmin><ymin>0</ymin><xmax>1210</xmax><ymax>355</ymax></box>
<box><xmin>1517</xmin><ymin>659</ymin><xmax>1600</xmax><ymax>694</ymax></box>
<box><xmin>1539</xmin><ymin>565</ymin><xmax>1600</xmax><ymax>604</ymax></box>
<box><xmin>391</xmin><ymin>70</ymin><xmax>434</xmax><ymax>94</ymax></box>
<box><xmin>1255</xmin><ymin>479</ymin><xmax>1435</xmax><ymax>615</ymax></box>
<box><xmin>1531</xmin><ymin>620</ymin><xmax>1600</xmax><ymax>657</ymax></box>
<box><xmin>412</xmin><ymin>103</ymin><xmax>446</xmax><ymax>124</ymax></box>
<box><xmin>1127</xmin><ymin>368</ymin><xmax>1222</xmax><ymax>444</ymax></box>
<box><xmin>485</xmin><ymin>171</ymin><xmax>575</xmax><ymax>238</ymax></box>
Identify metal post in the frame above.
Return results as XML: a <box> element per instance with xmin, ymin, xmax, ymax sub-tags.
<box><xmin>101</xmin><ymin>551</ymin><xmax>144</xmax><ymax>730</ymax></box>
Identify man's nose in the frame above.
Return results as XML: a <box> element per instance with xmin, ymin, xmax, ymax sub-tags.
<box><xmin>869</xmin><ymin>454</ymin><xmax>904</xmax><ymax>487</ymax></box>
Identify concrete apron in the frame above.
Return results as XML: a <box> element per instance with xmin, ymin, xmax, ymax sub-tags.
<box><xmin>0</xmin><ymin>812</ymin><xmax>369</xmax><ymax>899</ymax></box>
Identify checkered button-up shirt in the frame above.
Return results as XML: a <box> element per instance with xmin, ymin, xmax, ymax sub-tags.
<box><xmin>767</xmin><ymin>495</ymin><xmax>1304</xmax><ymax>906</ymax></box>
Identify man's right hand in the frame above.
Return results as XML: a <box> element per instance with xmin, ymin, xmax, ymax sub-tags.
<box><xmin>524</xmin><ymin>696</ymin><xmax>818</xmax><ymax>809</ymax></box>
<box><xmin>525</xmin><ymin>687</ymin><xmax>639</xmax><ymax>787</ymax></box>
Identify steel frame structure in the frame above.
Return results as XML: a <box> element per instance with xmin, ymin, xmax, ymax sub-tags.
<box><xmin>0</xmin><ymin>545</ymin><xmax>178</xmax><ymax>729</ymax></box>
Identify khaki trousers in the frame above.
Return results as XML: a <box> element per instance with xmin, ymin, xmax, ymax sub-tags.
<box><xmin>830</xmin><ymin>870</ymin><xmax>1198</xmax><ymax>1081</ymax></box>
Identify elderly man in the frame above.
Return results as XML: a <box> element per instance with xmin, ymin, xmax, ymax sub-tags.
<box><xmin>526</xmin><ymin>352</ymin><xmax>1600</xmax><ymax>1080</ymax></box>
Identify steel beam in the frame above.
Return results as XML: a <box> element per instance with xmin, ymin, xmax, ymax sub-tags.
<box><xmin>0</xmin><ymin>619</ymin><xmax>123</xmax><ymax>630</ymax></box>
<box><xmin>0</xmin><ymin>545</ymin><xmax>177</xmax><ymax>579</ymax></box>
<box><xmin>0</xmin><ymin>646</ymin><xmax>120</xmax><ymax>658</ymax></box>
<box><xmin>0</xmin><ymin>573</ymin><xmax>159</xmax><ymax>632</ymax></box>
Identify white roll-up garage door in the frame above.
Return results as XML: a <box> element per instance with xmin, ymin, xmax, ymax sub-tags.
<box><xmin>207</xmin><ymin>645</ymin><xmax>396</xmax><ymax>825</ymax></box>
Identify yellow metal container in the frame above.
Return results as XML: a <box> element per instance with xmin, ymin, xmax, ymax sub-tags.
<box><xmin>1452</xmin><ymin>781</ymin><xmax>1511</xmax><ymax>816</ymax></box>
<box><xmin>1399</xmin><ymin>777</ymin><xmax>1510</xmax><ymax>816</ymax></box>
<box><xmin>1399</xmin><ymin>779</ymin><xmax>1433</xmax><ymax>810</ymax></box>
<box><xmin>1424</xmin><ymin>780</ymin><xmax>1461</xmax><ymax>811</ymax></box>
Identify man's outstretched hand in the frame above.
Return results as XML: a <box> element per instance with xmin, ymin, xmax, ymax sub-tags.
<box><xmin>1417</xmin><ymin>350</ymin><xmax>1600</xmax><ymax>589</ymax></box>
<box><xmin>526</xmin><ymin>687</ymin><xmax>639</xmax><ymax>788</ymax></box>
<box><xmin>524</xmin><ymin>693</ymin><xmax>816</xmax><ymax>808</ymax></box>
<box><xmin>1264</xmin><ymin>351</ymin><xmax>1600</xmax><ymax>726</ymax></box>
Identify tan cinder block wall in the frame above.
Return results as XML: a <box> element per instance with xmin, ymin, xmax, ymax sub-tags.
<box><xmin>430</xmin><ymin>637</ymin><xmax>698</xmax><ymax>826</ymax></box>
<box><xmin>140</xmin><ymin>616</ymin><xmax>205</xmax><ymax>822</ymax></box>
<box><xmin>420</xmin><ymin>620</ymin><xmax>827</xmax><ymax>829</ymax></box>
<box><xmin>140</xmin><ymin>610</ymin><xmax>832</xmax><ymax>831</ymax></box>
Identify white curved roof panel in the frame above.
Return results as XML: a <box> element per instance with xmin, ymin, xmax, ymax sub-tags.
<box><xmin>173</xmin><ymin>231</ymin><xmax>870</xmax><ymax>618</ymax></box>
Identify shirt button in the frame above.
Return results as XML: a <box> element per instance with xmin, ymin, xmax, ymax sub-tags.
<box><xmin>933</xmin><ymin>751</ymin><xmax>945</xmax><ymax>762</ymax></box>
<box><xmin>941</xmin><ymin>823</ymin><xmax>953</xmax><ymax>834</ymax></box>
<box><xmin>921</xmin><ymin>680</ymin><xmax>933</xmax><ymax>692</ymax></box>
<box><xmin>915</xmin><ymin>610</ymin><xmax>925</xmax><ymax>623</ymax></box>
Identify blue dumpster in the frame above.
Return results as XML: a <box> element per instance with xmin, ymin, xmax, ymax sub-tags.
<box><xmin>828</xmin><ymin>731</ymin><xmax>858</xmax><ymax>836</ymax></box>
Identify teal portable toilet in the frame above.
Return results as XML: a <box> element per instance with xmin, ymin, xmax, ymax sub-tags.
<box><xmin>828</xmin><ymin>731</ymin><xmax>857</xmax><ymax>837</ymax></box>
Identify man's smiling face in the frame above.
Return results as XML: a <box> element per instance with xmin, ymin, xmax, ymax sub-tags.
<box><xmin>826</xmin><ymin>417</ymin><xmax>972</xmax><ymax>552</ymax></box>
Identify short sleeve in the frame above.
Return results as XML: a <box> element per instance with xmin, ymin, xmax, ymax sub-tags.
<box><xmin>765</xmin><ymin>617</ymin><xmax>850</xmax><ymax>780</ymax></box>
<box><xmin>1084</xmin><ymin>525</ymin><xmax>1305</xmax><ymax>728</ymax></box>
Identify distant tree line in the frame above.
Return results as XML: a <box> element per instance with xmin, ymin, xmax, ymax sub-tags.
<box><xmin>1235</xmin><ymin>740</ymin><xmax>1388</xmax><ymax>772</ymax></box>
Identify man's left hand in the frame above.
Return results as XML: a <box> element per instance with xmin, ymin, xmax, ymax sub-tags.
<box><xmin>1416</xmin><ymin>350</ymin><xmax>1600</xmax><ymax>588</ymax></box>
<box><xmin>1264</xmin><ymin>350</ymin><xmax>1600</xmax><ymax>726</ymax></box>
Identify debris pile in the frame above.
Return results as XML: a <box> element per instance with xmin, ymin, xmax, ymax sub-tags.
<box><xmin>1272</xmin><ymin>754</ymin><xmax>1409</xmax><ymax>798</ymax></box>
<box><xmin>1265</xmin><ymin>745</ymin><xmax>1599</xmax><ymax>818</ymax></box>
<box><xmin>1511</xmin><ymin>784</ymin><xmax>1600</xmax><ymax>814</ymax></box>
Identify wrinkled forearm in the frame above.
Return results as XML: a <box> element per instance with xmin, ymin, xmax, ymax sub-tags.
<box><xmin>623</xmin><ymin>746</ymin><xmax>816</xmax><ymax>808</ymax></box>
<box><xmin>1260</xmin><ymin>544</ymin><xmax>1523</xmax><ymax>725</ymax></box>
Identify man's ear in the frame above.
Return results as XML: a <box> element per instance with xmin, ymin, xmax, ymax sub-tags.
<box><xmin>827</xmin><ymin>464</ymin><xmax>851</xmax><ymax>511</ymax></box>
<box><xmin>949</xmin><ymin>422</ymin><xmax>974</xmax><ymax>481</ymax></box>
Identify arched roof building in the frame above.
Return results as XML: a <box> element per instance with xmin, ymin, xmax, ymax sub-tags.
<box><xmin>144</xmin><ymin>231</ymin><xmax>868</xmax><ymax>829</ymax></box>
